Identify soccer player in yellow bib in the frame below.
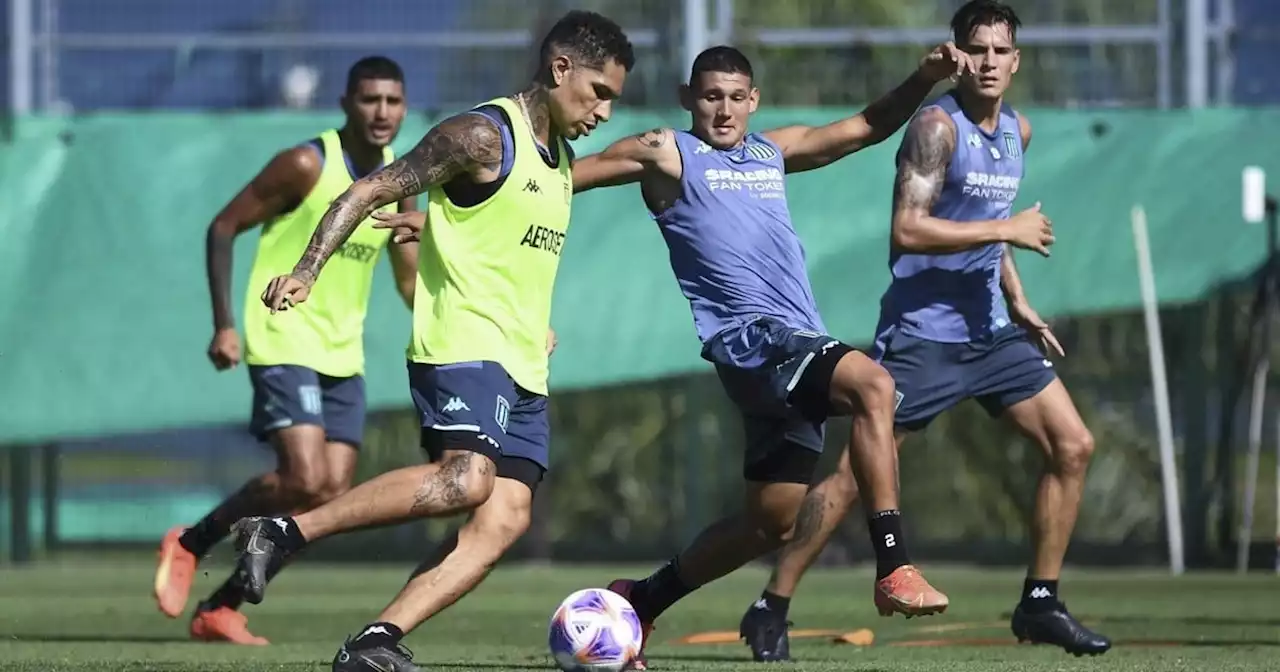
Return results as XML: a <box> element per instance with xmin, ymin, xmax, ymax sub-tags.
<box><xmin>151</xmin><ymin>57</ymin><xmax>419</xmax><ymax>645</ymax></box>
<box><xmin>231</xmin><ymin>12</ymin><xmax>634</xmax><ymax>671</ymax></box>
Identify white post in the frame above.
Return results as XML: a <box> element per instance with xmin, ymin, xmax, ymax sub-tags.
<box><xmin>682</xmin><ymin>0</ymin><xmax>709</xmax><ymax>80</ymax></box>
<box><xmin>1237</xmin><ymin>357</ymin><xmax>1267</xmax><ymax>573</ymax></box>
<box><xmin>1185</xmin><ymin>0</ymin><xmax>1209</xmax><ymax>108</ymax></box>
<box><xmin>1155</xmin><ymin>0</ymin><xmax>1172</xmax><ymax>109</ymax></box>
<box><xmin>1216</xmin><ymin>0</ymin><xmax>1236</xmax><ymax>105</ymax></box>
<box><xmin>1274</xmin><ymin>415</ymin><xmax>1280</xmax><ymax>574</ymax></box>
<box><xmin>712</xmin><ymin>0</ymin><xmax>734</xmax><ymax>45</ymax></box>
<box><xmin>9</xmin><ymin>0</ymin><xmax>35</xmax><ymax>113</ymax></box>
<box><xmin>1131</xmin><ymin>205</ymin><xmax>1186</xmax><ymax>575</ymax></box>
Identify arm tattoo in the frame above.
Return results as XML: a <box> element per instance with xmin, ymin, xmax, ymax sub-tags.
<box><xmin>636</xmin><ymin>128</ymin><xmax>667</xmax><ymax>149</ymax></box>
<box><xmin>892</xmin><ymin>112</ymin><xmax>953</xmax><ymax>216</ymax></box>
<box><xmin>291</xmin><ymin>114</ymin><xmax>503</xmax><ymax>282</ymax></box>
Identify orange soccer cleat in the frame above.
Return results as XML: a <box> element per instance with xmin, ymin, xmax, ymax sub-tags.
<box><xmin>190</xmin><ymin>604</ymin><xmax>270</xmax><ymax>645</ymax></box>
<box><xmin>874</xmin><ymin>564</ymin><xmax>949</xmax><ymax>618</ymax></box>
<box><xmin>153</xmin><ymin>526</ymin><xmax>198</xmax><ymax>618</ymax></box>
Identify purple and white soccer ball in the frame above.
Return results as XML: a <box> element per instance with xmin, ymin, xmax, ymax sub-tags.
<box><xmin>548</xmin><ymin>587</ymin><xmax>643</xmax><ymax>671</ymax></box>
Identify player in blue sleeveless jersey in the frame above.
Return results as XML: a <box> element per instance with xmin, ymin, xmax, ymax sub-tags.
<box><xmin>737</xmin><ymin>1</ymin><xmax>1111</xmax><ymax>661</ymax></box>
<box><xmin>571</xmin><ymin>42</ymin><xmax>973</xmax><ymax>669</ymax></box>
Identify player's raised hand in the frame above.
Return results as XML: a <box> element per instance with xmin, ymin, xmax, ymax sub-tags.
<box><xmin>261</xmin><ymin>274</ymin><xmax>312</xmax><ymax>314</ymax></box>
<box><xmin>918</xmin><ymin>41</ymin><xmax>974</xmax><ymax>83</ymax></box>
<box><xmin>207</xmin><ymin>327</ymin><xmax>242</xmax><ymax>370</ymax></box>
<box><xmin>1004</xmin><ymin>202</ymin><xmax>1055</xmax><ymax>257</ymax></box>
<box><xmin>372</xmin><ymin>210</ymin><xmax>426</xmax><ymax>244</ymax></box>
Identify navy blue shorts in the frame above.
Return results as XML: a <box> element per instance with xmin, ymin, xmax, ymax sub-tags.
<box><xmin>873</xmin><ymin>325</ymin><xmax>1057</xmax><ymax>432</ymax></box>
<box><xmin>407</xmin><ymin>361</ymin><xmax>549</xmax><ymax>489</ymax></box>
<box><xmin>704</xmin><ymin>317</ymin><xmax>855</xmax><ymax>484</ymax></box>
<box><xmin>248</xmin><ymin>364</ymin><xmax>366</xmax><ymax>447</ymax></box>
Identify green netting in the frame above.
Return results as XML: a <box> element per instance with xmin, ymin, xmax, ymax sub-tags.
<box><xmin>2</xmin><ymin>108</ymin><xmax>1276</xmax><ymax>443</ymax></box>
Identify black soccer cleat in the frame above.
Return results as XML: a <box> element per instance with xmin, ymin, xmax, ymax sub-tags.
<box><xmin>1011</xmin><ymin>602</ymin><xmax>1112</xmax><ymax>656</ymax></box>
<box><xmin>739</xmin><ymin>600</ymin><xmax>792</xmax><ymax>662</ymax></box>
<box><xmin>230</xmin><ymin>517</ymin><xmax>289</xmax><ymax>605</ymax></box>
<box><xmin>333</xmin><ymin>639</ymin><xmax>422</xmax><ymax>672</ymax></box>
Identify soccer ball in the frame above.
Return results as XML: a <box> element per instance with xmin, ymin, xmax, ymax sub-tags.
<box><xmin>548</xmin><ymin>587</ymin><xmax>643</xmax><ymax>671</ymax></box>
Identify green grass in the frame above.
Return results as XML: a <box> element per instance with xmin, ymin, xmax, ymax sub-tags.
<box><xmin>0</xmin><ymin>559</ymin><xmax>1277</xmax><ymax>671</ymax></box>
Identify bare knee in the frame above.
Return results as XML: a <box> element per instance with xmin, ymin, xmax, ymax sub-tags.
<box><xmin>471</xmin><ymin>497</ymin><xmax>532</xmax><ymax>548</ymax></box>
<box><xmin>1049</xmin><ymin>428</ymin><xmax>1095</xmax><ymax>476</ymax></box>
<box><xmin>831</xmin><ymin>355</ymin><xmax>897</xmax><ymax>417</ymax></box>
<box><xmin>278</xmin><ymin>463</ymin><xmax>340</xmax><ymax>509</ymax></box>
<box><xmin>747</xmin><ymin>483</ymin><xmax>808</xmax><ymax>546</ymax></box>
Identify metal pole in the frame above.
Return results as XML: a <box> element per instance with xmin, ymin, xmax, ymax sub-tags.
<box><xmin>1185</xmin><ymin>0</ymin><xmax>1209</xmax><ymax>107</ymax></box>
<box><xmin>1131</xmin><ymin>205</ymin><xmax>1186</xmax><ymax>576</ymax></box>
<box><xmin>1237</xmin><ymin>354</ymin><xmax>1267</xmax><ymax>572</ymax></box>
<box><xmin>1238</xmin><ymin>204</ymin><xmax>1278</xmax><ymax>573</ymax></box>
<box><xmin>713</xmin><ymin>0</ymin><xmax>734</xmax><ymax>45</ymax></box>
<box><xmin>682</xmin><ymin>0</ymin><xmax>709</xmax><ymax>79</ymax></box>
<box><xmin>1216</xmin><ymin>0</ymin><xmax>1236</xmax><ymax>105</ymax></box>
<box><xmin>9</xmin><ymin>0</ymin><xmax>34</xmax><ymax>113</ymax></box>
<box><xmin>1274</xmin><ymin>414</ymin><xmax>1280</xmax><ymax>573</ymax></box>
<box><xmin>1156</xmin><ymin>0</ymin><xmax>1172</xmax><ymax>109</ymax></box>
<box><xmin>38</xmin><ymin>0</ymin><xmax>58</xmax><ymax>110</ymax></box>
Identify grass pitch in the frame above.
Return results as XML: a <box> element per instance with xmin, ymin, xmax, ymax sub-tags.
<box><xmin>1</xmin><ymin>558</ymin><xmax>1277</xmax><ymax>671</ymax></box>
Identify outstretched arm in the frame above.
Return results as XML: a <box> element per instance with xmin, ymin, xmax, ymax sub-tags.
<box><xmin>207</xmin><ymin>147</ymin><xmax>320</xmax><ymax>330</ymax></box>
<box><xmin>289</xmin><ymin>113</ymin><xmax>502</xmax><ymax>286</ymax></box>
<box><xmin>764</xmin><ymin>42</ymin><xmax>971</xmax><ymax>174</ymax></box>
<box><xmin>572</xmin><ymin>128</ymin><xmax>675</xmax><ymax>193</ymax></box>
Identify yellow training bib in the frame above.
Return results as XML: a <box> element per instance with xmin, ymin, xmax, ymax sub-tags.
<box><xmin>243</xmin><ymin>129</ymin><xmax>395</xmax><ymax>377</ymax></box>
<box><xmin>407</xmin><ymin>97</ymin><xmax>573</xmax><ymax>395</ymax></box>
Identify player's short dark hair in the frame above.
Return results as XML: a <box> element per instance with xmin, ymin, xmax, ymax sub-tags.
<box><xmin>950</xmin><ymin>0</ymin><xmax>1022</xmax><ymax>45</ymax></box>
<box><xmin>345</xmin><ymin>56</ymin><xmax>404</xmax><ymax>94</ymax></box>
<box><xmin>539</xmin><ymin>10</ymin><xmax>636</xmax><ymax>72</ymax></box>
<box><xmin>689</xmin><ymin>46</ymin><xmax>753</xmax><ymax>84</ymax></box>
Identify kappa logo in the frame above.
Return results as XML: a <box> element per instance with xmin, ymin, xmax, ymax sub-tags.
<box><xmin>524</xmin><ymin>179</ymin><xmax>541</xmax><ymax>194</ymax></box>
<box><xmin>1028</xmin><ymin>586</ymin><xmax>1053</xmax><ymax>599</ymax></box>
<box><xmin>442</xmin><ymin>397</ymin><xmax>470</xmax><ymax>413</ymax></box>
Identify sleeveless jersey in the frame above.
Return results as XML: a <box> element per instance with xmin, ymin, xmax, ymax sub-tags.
<box><xmin>244</xmin><ymin>129</ymin><xmax>394</xmax><ymax>377</ymax></box>
<box><xmin>408</xmin><ymin>96</ymin><xmax>572</xmax><ymax>396</ymax></box>
<box><xmin>878</xmin><ymin>92</ymin><xmax>1025</xmax><ymax>343</ymax></box>
<box><xmin>657</xmin><ymin>130</ymin><xmax>825</xmax><ymax>359</ymax></box>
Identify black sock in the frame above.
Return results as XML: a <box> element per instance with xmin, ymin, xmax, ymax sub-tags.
<box><xmin>265</xmin><ymin>516</ymin><xmax>308</xmax><ymax>554</ymax></box>
<box><xmin>629</xmin><ymin>558</ymin><xmax>698</xmax><ymax>623</ymax></box>
<box><xmin>203</xmin><ymin>576</ymin><xmax>246</xmax><ymax>612</ymax></box>
<box><xmin>348</xmin><ymin>622</ymin><xmax>404</xmax><ymax>651</ymax></box>
<box><xmin>178</xmin><ymin>515</ymin><xmax>234</xmax><ymax>558</ymax></box>
<box><xmin>1020</xmin><ymin>578</ymin><xmax>1060</xmax><ymax>613</ymax></box>
<box><xmin>755</xmin><ymin>590</ymin><xmax>791</xmax><ymax>619</ymax></box>
<box><xmin>867</xmin><ymin>510</ymin><xmax>911</xmax><ymax>580</ymax></box>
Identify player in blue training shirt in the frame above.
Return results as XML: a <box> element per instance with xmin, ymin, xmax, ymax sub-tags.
<box><xmin>737</xmin><ymin>0</ymin><xmax>1111</xmax><ymax>661</ymax></box>
<box><xmin>570</xmin><ymin>41</ymin><xmax>973</xmax><ymax>669</ymax></box>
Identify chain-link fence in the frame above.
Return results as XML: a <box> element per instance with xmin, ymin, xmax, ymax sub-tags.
<box><xmin>8</xmin><ymin>0</ymin><xmax>1243</xmax><ymax>112</ymax></box>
